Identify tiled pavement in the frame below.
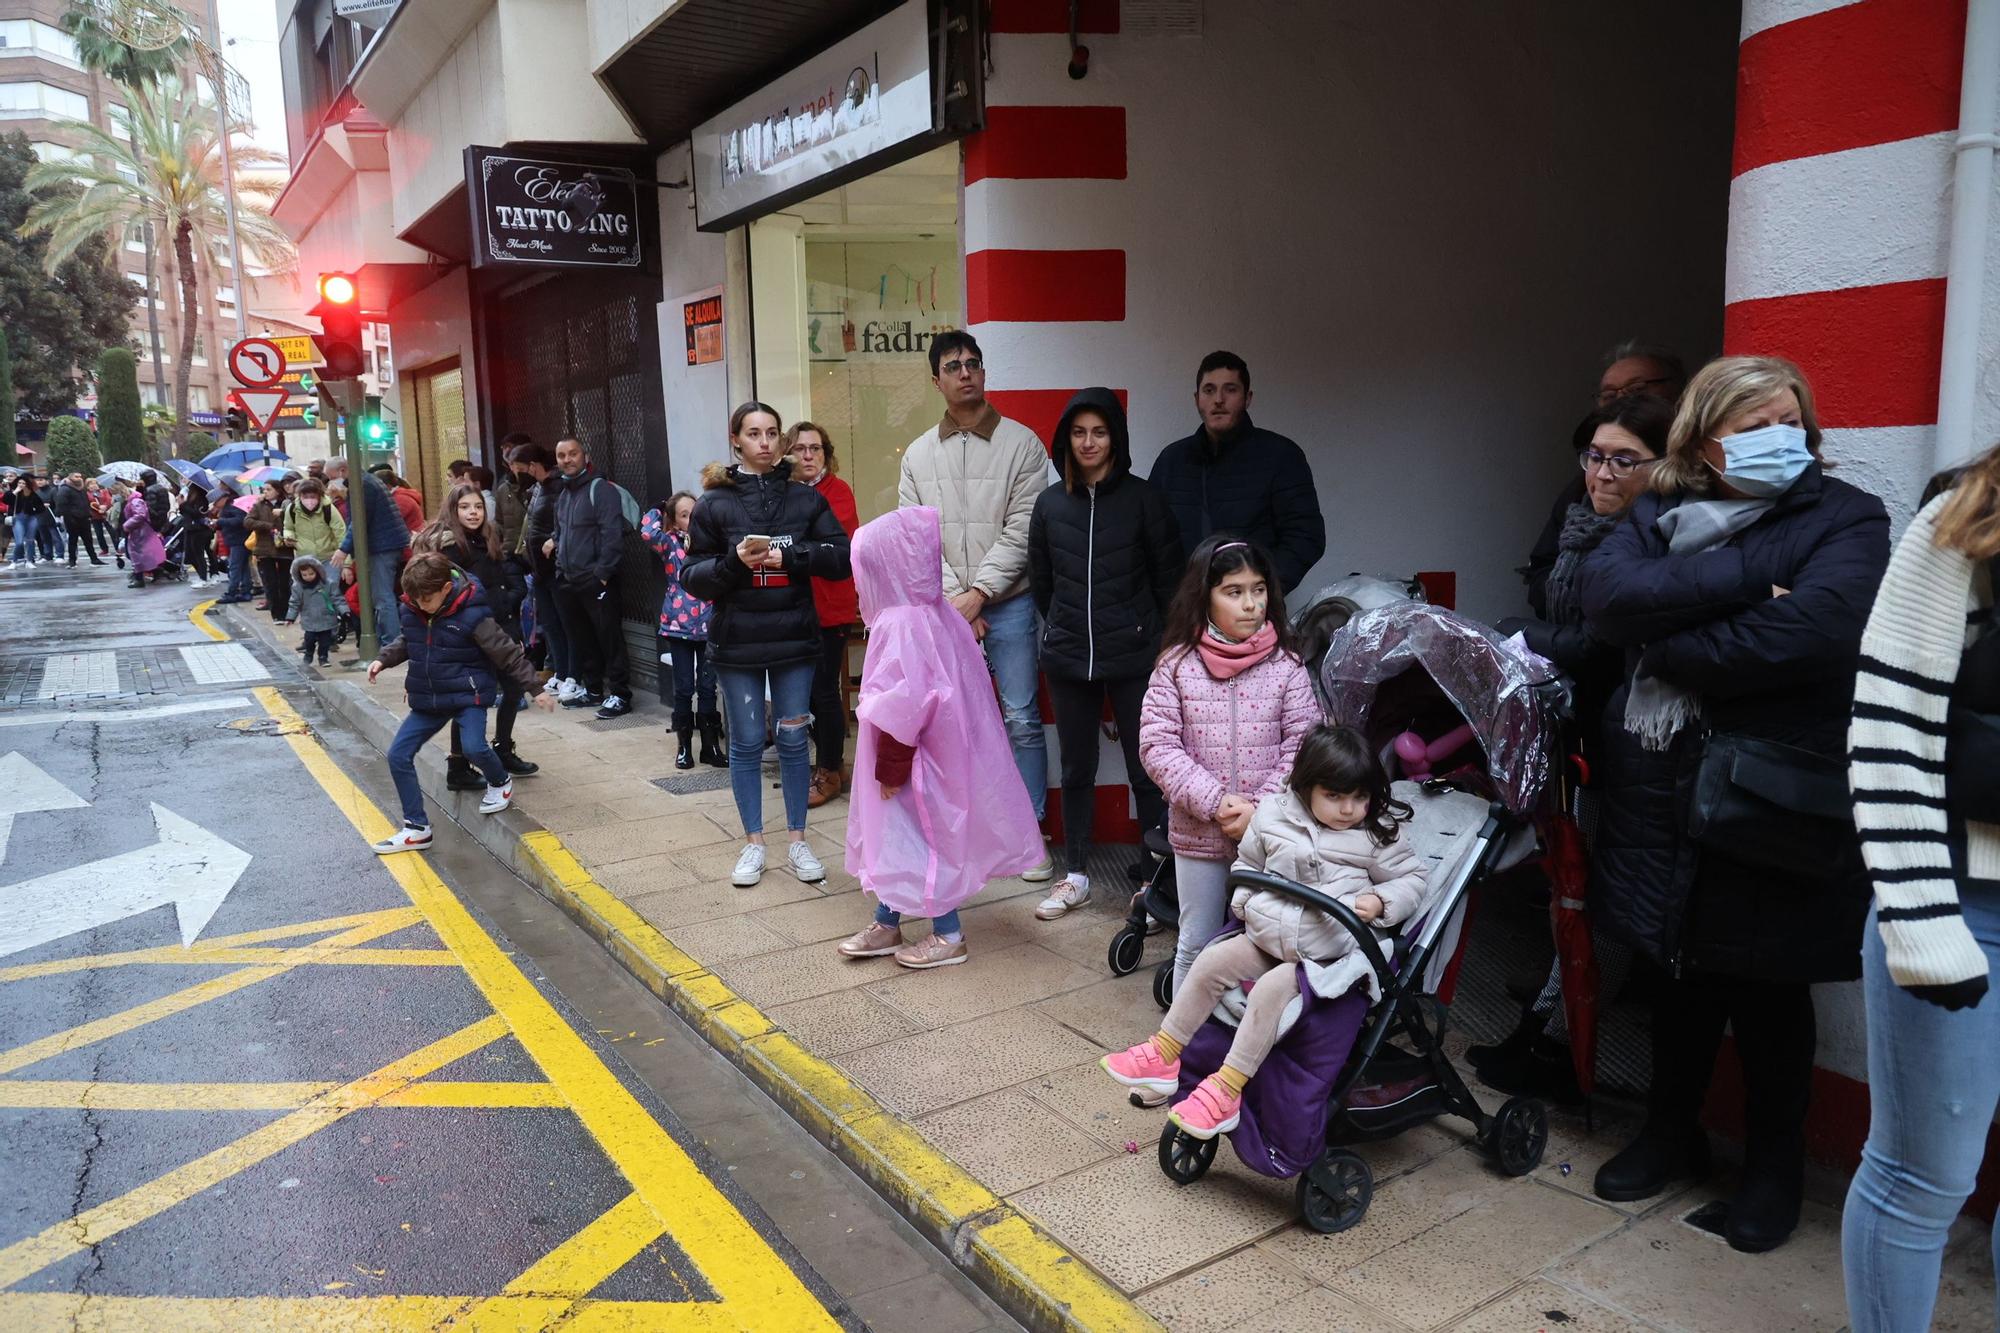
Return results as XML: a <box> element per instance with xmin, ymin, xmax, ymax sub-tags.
<box><xmin>224</xmin><ymin>609</ymin><xmax>1999</xmax><ymax>1332</ymax></box>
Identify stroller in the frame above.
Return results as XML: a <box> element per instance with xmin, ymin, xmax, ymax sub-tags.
<box><xmin>1154</xmin><ymin>601</ymin><xmax>1565</xmax><ymax>1234</ymax></box>
<box><xmin>1106</xmin><ymin>574</ymin><xmax>1428</xmax><ymax>1011</ymax></box>
<box><xmin>152</xmin><ymin>512</ymin><xmax>190</xmax><ymax>582</ymax></box>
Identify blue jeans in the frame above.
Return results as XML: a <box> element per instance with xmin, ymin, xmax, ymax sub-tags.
<box><xmin>361</xmin><ymin>548</ymin><xmax>403</xmax><ymax>646</ymax></box>
<box><xmin>980</xmin><ymin>592</ymin><xmax>1048</xmax><ymax>821</ymax></box>
<box><xmin>663</xmin><ymin>635</ymin><xmax>716</xmax><ymax>729</ymax></box>
<box><xmin>875</xmin><ymin>901</ymin><xmax>961</xmax><ymax>938</ymax></box>
<box><xmin>9</xmin><ymin>513</ymin><xmax>38</xmax><ymax>562</ymax></box>
<box><xmin>225</xmin><ymin>544</ymin><xmax>256</xmax><ymax>599</ymax></box>
<box><xmin>387</xmin><ymin>705</ymin><xmax>506</xmax><ymax>827</ymax></box>
<box><xmin>1844</xmin><ymin>888</ymin><xmax>2000</xmax><ymax>1331</ymax></box>
<box><xmin>718</xmin><ymin>662</ymin><xmax>814</xmax><ymax>836</ymax></box>
<box><xmin>532</xmin><ymin>573</ymin><xmax>569</xmax><ymax>679</ymax></box>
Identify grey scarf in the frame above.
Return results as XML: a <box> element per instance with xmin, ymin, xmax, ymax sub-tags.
<box><xmin>1623</xmin><ymin>496</ymin><xmax>1776</xmax><ymax>750</ymax></box>
<box><xmin>1544</xmin><ymin>503</ymin><xmax>1622</xmax><ymax>625</ymax></box>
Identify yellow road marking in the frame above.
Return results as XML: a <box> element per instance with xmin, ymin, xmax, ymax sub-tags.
<box><xmin>0</xmin><ymin>1079</ymin><xmax>564</xmax><ymax>1111</ymax></box>
<box><xmin>0</xmin><ymin>914</ymin><xmax>420</xmax><ymax>1076</ymax></box>
<box><xmin>491</xmin><ymin>1192</ymin><xmax>668</xmax><ymax>1306</ymax></box>
<box><xmin>0</xmin><ymin>1293</ymin><xmax>749</xmax><ymax>1330</ymax></box>
<box><xmin>0</xmin><ymin>945</ymin><xmax>453</xmax><ymax>981</ymax></box>
<box><xmin>0</xmin><ymin>908</ymin><xmax>427</xmax><ymax>982</ymax></box>
<box><xmin>254</xmin><ymin>686</ymin><xmax>839</xmax><ymax>1330</ymax></box>
<box><xmin>189</xmin><ymin>597</ymin><xmax>227</xmax><ymax>640</ymax></box>
<box><xmin>0</xmin><ymin>1017</ymin><xmax>506</xmax><ymax>1288</ymax></box>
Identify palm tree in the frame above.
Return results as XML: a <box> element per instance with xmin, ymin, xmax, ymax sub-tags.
<box><xmin>59</xmin><ymin>7</ymin><xmax>190</xmax><ymax>89</ymax></box>
<box><xmin>22</xmin><ymin>75</ymin><xmax>293</xmax><ymax>455</ymax></box>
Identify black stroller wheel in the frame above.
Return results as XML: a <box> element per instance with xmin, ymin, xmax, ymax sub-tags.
<box><xmin>1490</xmin><ymin>1097</ymin><xmax>1548</xmax><ymax>1176</ymax></box>
<box><xmin>1107</xmin><ymin>928</ymin><xmax>1145</xmax><ymax>976</ymax></box>
<box><xmin>1151</xmin><ymin>959</ymin><xmax>1174</xmax><ymax>1011</ymax></box>
<box><xmin>1158</xmin><ymin>1123</ymin><xmax>1217</xmax><ymax>1185</ymax></box>
<box><xmin>1297</xmin><ymin>1149</ymin><xmax>1373</xmax><ymax>1233</ymax></box>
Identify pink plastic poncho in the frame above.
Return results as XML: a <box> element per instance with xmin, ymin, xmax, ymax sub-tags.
<box><xmin>843</xmin><ymin>506</ymin><xmax>1044</xmax><ymax>917</ymax></box>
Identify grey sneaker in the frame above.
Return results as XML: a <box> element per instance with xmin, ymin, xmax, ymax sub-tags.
<box><xmin>1021</xmin><ymin>852</ymin><xmax>1057</xmax><ymax>883</ymax></box>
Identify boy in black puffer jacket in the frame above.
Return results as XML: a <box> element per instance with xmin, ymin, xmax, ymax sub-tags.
<box><xmin>365</xmin><ymin>552</ymin><xmax>554</xmax><ymax>854</ymax></box>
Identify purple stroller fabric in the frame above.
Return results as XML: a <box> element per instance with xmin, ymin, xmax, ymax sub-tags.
<box><xmin>1175</xmin><ymin>932</ymin><xmax>1371</xmax><ymax>1179</ymax></box>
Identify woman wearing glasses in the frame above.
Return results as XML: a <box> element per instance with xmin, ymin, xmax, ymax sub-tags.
<box><xmin>1475</xmin><ymin>394</ymin><xmax>1672</xmax><ymax>1104</ymax></box>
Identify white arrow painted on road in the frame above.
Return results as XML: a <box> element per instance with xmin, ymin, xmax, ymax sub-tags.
<box><xmin>0</xmin><ymin>752</ymin><xmax>89</xmax><ymax>867</ymax></box>
<box><xmin>0</xmin><ymin>802</ymin><xmax>252</xmax><ymax>958</ymax></box>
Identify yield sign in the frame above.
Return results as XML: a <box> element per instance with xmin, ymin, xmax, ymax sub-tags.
<box><xmin>228</xmin><ymin>336</ymin><xmax>288</xmax><ymax>388</ymax></box>
<box><xmin>228</xmin><ymin>387</ymin><xmax>291</xmax><ymax>433</ymax></box>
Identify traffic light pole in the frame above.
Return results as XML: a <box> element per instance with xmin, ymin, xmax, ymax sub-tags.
<box><xmin>332</xmin><ymin>377</ymin><xmax>378</xmax><ymax>658</ymax></box>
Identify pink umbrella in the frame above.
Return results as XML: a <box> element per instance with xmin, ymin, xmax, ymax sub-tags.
<box><xmin>231</xmin><ymin>495</ymin><xmax>258</xmax><ymax>512</ymax></box>
<box><xmin>237</xmin><ymin>465</ymin><xmax>296</xmax><ymax>486</ymax></box>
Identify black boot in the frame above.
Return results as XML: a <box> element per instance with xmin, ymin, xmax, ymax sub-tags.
<box><xmin>446</xmin><ymin>755</ymin><xmax>485</xmax><ymax>791</ymax></box>
<box><xmin>1474</xmin><ymin>1033</ymin><xmax>1583</xmax><ymax>1105</ymax></box>
<box><xmin>1593</xmin><ymin>1126</ymin><xmax>1712</xmax><ymax>1203</ymax></box>
<box><xmin>698</xmin><ymin>712</ymin><xmax>725</xmax><ymax>768</ymax></box>
<box><xmin>496</xmin><ymin>743</ymin><xmax>539</xmax><ymax>777</ymax></box>
<box><xmin>1725</xmin><ymin>1134</ymin><xmax>1805</xmax><ymax>1253</ymax></box>
<box><xmin>1467</xmin><ymin>1006</ymin><xmax>1541</xmax><ymax>1076</ymax></box>
<box><xmin>675</xmin><ymin>727</ymin><xmax>695</xmax><ymax>770</ymax></box>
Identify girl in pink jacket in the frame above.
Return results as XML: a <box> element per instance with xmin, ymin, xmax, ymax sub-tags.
<box><xmin>1138</xmin><ymin>537</ymin><xmax>1320</xmax><ymax>993</ymax></box>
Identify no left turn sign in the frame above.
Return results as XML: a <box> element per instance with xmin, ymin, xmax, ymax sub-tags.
<box><xmin>228</xmin><ymin>337</ymin><xmax>288</xmax><ymax>389</ymax></box>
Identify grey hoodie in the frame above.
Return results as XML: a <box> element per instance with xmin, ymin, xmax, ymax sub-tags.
<box><xmin>290</xmin><ymin>556</ymin><xmax>343</xmax><ymax>633</ymax></box>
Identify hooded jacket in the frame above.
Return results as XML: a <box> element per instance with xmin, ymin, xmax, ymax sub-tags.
<box><xmin>437</xmin><ymin>533</ymin><xmax>527</xmax><ymax>637</ymax></box>
<box><xmin>1148</xmin><ymin>413</ymin><xmax>1326</xmax><ymax>595</ymax></box>
<box><xmin>49</xmin><ymin>480</ymin><xmax>91</xmax><ymax>526</ymax></box>
<box><xmin>551</xmin><ymin>466</ymin><xmax>628</xmax><ymax>586</ymax></box>
<box><xmin>639</xmin><ymin>510</ymin><xmax>713</xmax><ymax>639</ymax></box>
<box><xmin>283</xmin><ymin>497</ymin><xmax>346</xmax><ymax>561</ymax></box>
<box><xmin>290</xmin><ymin>556</ymin><xmax>343</xmax><ymax>633</ymax></box>
<box><xmin>681</xmin><ymin>460</ymin><xmax>853</xmax><ymax>669</ymax></box>
<box><xmin>337</xmin><ymin>470</ymin><xmax>412</xmax><ymax>558</ymax></box>
<box><xmin>1578</xmin><ymin>464</ymin><xmax>1889</xmax><ymax>981</ymax></box>
<box><xmin>1228</xmin><ymin>789</ymin><xmax>1427</xmax><ymax>962</ymax></box>
<box><xmin>374</xmin><ymin>571</ymin><xmax>538</xmax><ymax>713</ymax></box>
<box><xmin>1028</xmin><ymin>388</ymin><xmax>1184</xmax><ymax>681</ymax></box>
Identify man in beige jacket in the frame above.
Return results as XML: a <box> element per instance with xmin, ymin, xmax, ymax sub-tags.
<box><xmin>898</xmin><ymin>331</ymin><xmax>1055</xmax><ymax>877</ymax></box>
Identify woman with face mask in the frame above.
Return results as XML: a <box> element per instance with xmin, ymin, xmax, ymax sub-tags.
<box><xmin>1577</xmin><ymin>355</ymin><xmax>1889</xmax><ymax>1254</ymax></box>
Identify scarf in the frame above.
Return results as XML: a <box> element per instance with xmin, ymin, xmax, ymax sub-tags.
<box><xmin>1197</xmin><ymin>620</ymin><xmax>1279</xmax><ymax>679</ymax></box>
<box><xmin>1544</xmin><ymin>503</ymin><xmax>1623</xmax><ymax>625</ymax></box>
<box><xmin>1623</xmin><ymin>496</ymin><xmax>1776</xmax><ymax>750</ymax></box>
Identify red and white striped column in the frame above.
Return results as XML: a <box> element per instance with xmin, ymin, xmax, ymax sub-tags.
<box><xmin>1723</xmin><ymin>0</ymin><xmax>1968</xmax><ymax>523</ymax></box>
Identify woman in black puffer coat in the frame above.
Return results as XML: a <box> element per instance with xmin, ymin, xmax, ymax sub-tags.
<box><xmin>1026</xmin><ymin>387</ymin><xmax>1182</xmax><ymax>919</ymax></box>
<box><xmin>682</xmin><ymin>402</ymin><xmax>852</xmax><ymax>890</ymax></box>
<box><xmin>423</xmin><ymin>479</ymin><xmax>538</xmax><ymax>784</ymax></box>
<box><xmin>1578</xmin><ymin>355</ymin><xmax>1888</xmax><ymax>1255</ymax></box>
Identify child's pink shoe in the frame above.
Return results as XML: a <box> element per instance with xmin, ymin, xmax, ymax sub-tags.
<box><xmin>1167</xmin><ymin>1076</ymin><xmax>1242</xmax><ymax>1140</ymax></box>
<box><xmin>1101</xmin><ymin>1040</ymin><xmax>1180</xmax><ymax>1099</ymax></box>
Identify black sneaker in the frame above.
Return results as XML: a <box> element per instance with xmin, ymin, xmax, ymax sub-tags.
<box><xmin>594</xmin><ymin>694</ymin><xmax>632</xmax><ymax>720</ymax></box>
<box><xmin>445</xmin><ymin>757</ymin><xmax>485</xmax><ymax>791</ymax></box>
<box><xmin>561</xmin><ymin>690</ymin><xmax>603</xmax><ymax>709</ymax></box>
<box><xmin>496</xmin><ymin>745</ymin><xmax>539</xmax><ymax>777</ymax></box>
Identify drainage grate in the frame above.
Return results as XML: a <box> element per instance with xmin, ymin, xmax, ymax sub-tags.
<box><xmin>650</xmin><ymin>770</ymin><xmax>734</xmax><ymax>795</ymax></box>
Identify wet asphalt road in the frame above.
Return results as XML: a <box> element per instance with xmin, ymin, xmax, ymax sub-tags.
<box><xmin>0</xmin><ymin>559</ymin><xmax>1015</xmax><ymax>1330</ymax></box>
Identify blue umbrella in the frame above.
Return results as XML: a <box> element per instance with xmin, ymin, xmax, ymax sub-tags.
<box><xmin>163</xmin><ymin>458</ymin><xmax>217</xmax><ymax>491</ymax></box>
<box><xmin>197</xmin><ymin>444</ymin><xmax>292</xmax><ymax>472</ymax></box>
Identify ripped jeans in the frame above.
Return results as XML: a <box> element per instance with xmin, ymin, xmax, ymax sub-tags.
<box><xmin>718</xmin><ymin>663</ymin><xmax>814</xmax><ymax>836</ymax></box>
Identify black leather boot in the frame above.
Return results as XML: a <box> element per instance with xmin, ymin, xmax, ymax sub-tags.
<box><xmin>1467</xmin><ymin>1006</ymin><xmax>1541</xmax><ymax>1075</ymax></box>
<box><xmin>1593</xmin><ymin>1127</ymin><xmax>1712</xmax><ymax>1202</ymax></box>
<box><xmin>496</xmin><ymin>743</ymin><xmax>539</xmax><ymax>777</ymax></box>
<box><xmin>1473</xmin><ymin>1033</ymin><xmax>1583</xmax><ymax>1105</ymax></box>
<box><xmin>698</xmin><ymin>712</ymin><xmax>725</xmax><ymax>768</ymax></box>
<box><xmin>446</xmin><ymin>755</ymin><xmax>484</xmax><ymax>791</ymax></box>
<box><xmin>1725</xmin><ymin>1135</ymin><xmax>1804</xmax><ymax>1253</ymax></box>
<box><xmin>675</xmin><ymin>727</ymin><xmax>695</xmax><ymax>770</ymax></box>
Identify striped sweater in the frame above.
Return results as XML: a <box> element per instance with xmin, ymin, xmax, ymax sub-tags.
<box><xmin>1850</xmin><ymin>495</ymin><xmax>2000</xmax><ymax>1008</ymax></box>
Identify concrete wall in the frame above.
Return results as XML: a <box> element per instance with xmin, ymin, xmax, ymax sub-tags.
<box><xmin>654</xmin><ymin>141</ymin><xmax>733</xmax><ymax>495</ymax></box>
<box><xmin>386</xmin><ymin>267</ymin><xmax>482</xmax><ymax>458</ymax></box>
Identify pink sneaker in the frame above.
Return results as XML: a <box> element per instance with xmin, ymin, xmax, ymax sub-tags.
<box><xmin>1167</xmin><ymin>1076</ymin><xmax>1242</xmax><ymax>1140</ymax></box>
<box><xmin>1101</xmin><ymin>1040</ymin><xmax>1181</xmax><ymax>1099</ymax></box>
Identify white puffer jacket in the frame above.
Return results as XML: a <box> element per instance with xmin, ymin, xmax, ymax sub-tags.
<box><xmin>1229</xmin><ymin>789</ymin><xmax>1427</xmax><ymax>963</ymax></box>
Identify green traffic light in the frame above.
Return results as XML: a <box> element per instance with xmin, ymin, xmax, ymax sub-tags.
<box><xmin>364</xmin><ymin>419</ymin><xmax>385</xmax><ymax>442</ymax></box>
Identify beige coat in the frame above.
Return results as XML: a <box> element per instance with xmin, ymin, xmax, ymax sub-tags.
<box><xmin>897</xmin><ymin>404</ymin><xmax>1050</xmax><ymax>603</ymax></box>
<box><xmin>1229</xmin><ymin>789</ymin><xmax>1428</xmax><ymax>963</ymax></box>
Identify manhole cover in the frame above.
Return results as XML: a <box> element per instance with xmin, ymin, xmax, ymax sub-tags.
<box><xmin>219</xmin><ymin>717</ymin><xmax>312</xmax><ymax>736</ymax></box>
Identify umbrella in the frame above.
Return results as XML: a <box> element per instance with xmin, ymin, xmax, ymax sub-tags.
<box><xmin>237</xmin><ymin>464</ymin><xmax>297</xmax><ymax>487</ymax></box>
<box><xmin>98</xmin><ymin>460</ymin><xmax>148</xmax><ymax>483</ymax></box>
<box><xmin>164</xmin><ymin>458</ymin><xmax>218</xmax><ymax>491</ymax></box>
<box><xmin>1539</xmin><ymin>766</ymin><xmax>1600</xmax><ymax>1104</ymax></box>
<box><xmin>231</xmin><ymin>495</ymin><xmax>258</xmax><ymax>512</ymax></box>
<box><xmin>198</xmin><ymin>444</ymin><xmax>291</xmax><ymax>472</ymax></box>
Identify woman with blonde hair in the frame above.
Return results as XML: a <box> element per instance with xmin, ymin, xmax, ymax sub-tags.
<box><xmin>1842</xmin><ymin>442</ymin><xmax>2000</xmax><ymax>1329</ymax></box>
<box><xmin>1578</xmin><ymin>354</ymin><xmax>1890</xmax><ymax>1252</ymax></box>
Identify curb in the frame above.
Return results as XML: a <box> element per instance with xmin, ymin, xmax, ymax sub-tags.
<box><xmin>236</xmin><ymin>611</ymin><xmax>1163</xmax><ymax>1333</ymax></box>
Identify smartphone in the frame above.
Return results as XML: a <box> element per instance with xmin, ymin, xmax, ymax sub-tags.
<box><xmin>742</xmin><ymin>534</ymin><xmax>773</xmax><ymax>555</ymax></box>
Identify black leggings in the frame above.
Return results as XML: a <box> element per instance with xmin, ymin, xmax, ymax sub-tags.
<box><xmin>1647</xmin><ymin>967</ymin><xmax>1817</xmax><ymax>1154</ymax></box>
<box><xmin>810</xmin><ymin>627</ymin><xmax>850</xmax><ymax>771</ymax></box>
<box><xmin>1046</xmin><ymin>672</ymin><xmax>1165</xmax><ymax>875</ymax></box>
<box><xmin>182</xmin><ymin>526</ymin><xmax>212</xmax><ymax>580</ymax></box>
<box><xmin>257</xmin><ymin>555</ymin><xmax>294</xmax><ymax>619</ymax></box>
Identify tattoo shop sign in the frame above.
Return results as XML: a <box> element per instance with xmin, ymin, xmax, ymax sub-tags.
<box><xmin>465</xmin><ymin>149</ymin><xmax>643</xmax><ymax>270</ymax></box>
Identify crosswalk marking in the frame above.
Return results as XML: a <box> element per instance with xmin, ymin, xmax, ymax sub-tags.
<box><xmin>178</xmin><ymin>642</ymin><xmax>269</xmax><ymax>684</ymax></box>
<box><xmin>35</xmin><ymin>652</ymin><xmax>118</xmax><ymax>699</ymax></box>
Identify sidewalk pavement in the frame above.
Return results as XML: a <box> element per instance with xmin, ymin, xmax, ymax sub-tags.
<box><xmin>220</xmin><ymin>604</ymin><xmax>1997</xmax><ymax>1333</ymax></box>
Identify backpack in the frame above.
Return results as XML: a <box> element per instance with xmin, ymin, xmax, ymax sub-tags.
<box><xmin>589</xmin><ymin>477</ymin><xmax>641</xmax><ymax>532</ymax></box>
<box><xmin>145</xmin><ymin>485</ymin><xmax>170</xmax><ymax>535</ymax></box>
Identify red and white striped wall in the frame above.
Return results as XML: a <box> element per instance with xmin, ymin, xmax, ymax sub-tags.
<box><xmin>1723</xmin><ymin>0</ymin><xmax>1968</xmax><ymax>523</ymax></box>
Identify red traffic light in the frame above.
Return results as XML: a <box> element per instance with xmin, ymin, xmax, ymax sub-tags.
<box><xmin>318</xmin><ymin>272</ymin><xmax>358</xmax><ymax>306</ymax></box>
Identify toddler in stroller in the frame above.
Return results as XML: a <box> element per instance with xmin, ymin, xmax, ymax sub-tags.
<box><xmin>1103</xmin><ymin>725</ymin><xmax>1426</xmax><ymax>1139</ymax></box>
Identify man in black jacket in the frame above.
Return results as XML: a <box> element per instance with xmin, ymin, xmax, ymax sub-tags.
<box><xmin>52</xmin><ymin>473</ymin><xmax>104</xmax><ymax>567</ymax></box>
<box><xmin>1147</xmin><ymin>351</ymin><xmax>1325</xmax><ymax>595</ymax></box>
<box><xmin>548</xmin><ymin>438</ymin><xmax>632</xmax><ymax>718</ymax></box>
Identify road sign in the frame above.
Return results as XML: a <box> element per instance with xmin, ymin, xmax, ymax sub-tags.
<box><xmin>227</xmin><ymin>337</ymin><xmax>287</xmax><ymax>388</ymax></box>
<box><xmin>227</xmin><ymin>387</ymin><xmax>291</xmax><ymax>433</ymax></box>
<box><xmin>269</xmin><ymin>334</ymin><xmax>321</xmax><ymax>367</ymax></box>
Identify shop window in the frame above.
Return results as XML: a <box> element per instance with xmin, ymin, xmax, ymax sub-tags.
<box><xmin>408</xmin><ymin>361</ymin><xmax>467</xmax><ymax>513</ymax></box>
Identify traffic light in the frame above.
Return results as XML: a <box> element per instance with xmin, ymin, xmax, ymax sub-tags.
<box><xmin>224</xmin><ymin>405</ymin><xmax>248</xmax><ymax>438</ymax></box>
<box><xmin>310</xmin><ymin>272</ymin><xmax>365</xmax><ymax>379</ymax></box>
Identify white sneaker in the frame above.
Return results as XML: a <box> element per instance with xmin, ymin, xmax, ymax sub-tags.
<box><xmin>787</xmin><ymin>840</ymin><xmax>826</xmax><ymax>883</ymax></box>
<box><xmin>1021</xmin><ymin>849</ymin><xmax>1057</xmax><ymax>883</ymax></box>
<box><xmin>372</xmin><ymin>823</ymin><xmax>432</xmax><ymax>854</ymax></box>
<box><xmin>541</xmin><ymin>675</ymin><xmax>562</xmax><ymax>698</ymax></box>
<box><xmin>556</xmin><ymin>677</ymin><xmax>586</xmax><ymax>703</ymax></box>
<box><xmin>731</xmin><ymin>843</ymin><xmax>767</xmax><ymax>887</ymax></box>
<box><xmin>659</xmin><ymin>650</ymin><xmax>673</xmax><ymax>664</ymax></box>
<box><xmin>478</xmin><ymin>781</ymin><xmax>513</xmax><ymax>814</ymax></box>
<box><xmin>1035</xmin><ymin>873</ymin><xmax>1091</xmax><ymax>920</ymax></box>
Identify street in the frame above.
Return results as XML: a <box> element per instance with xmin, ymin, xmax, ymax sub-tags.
<box><xmin>0</xmin><ymin>562</ymin><xmax>1013</xmax><ymax>1331</ymax></box>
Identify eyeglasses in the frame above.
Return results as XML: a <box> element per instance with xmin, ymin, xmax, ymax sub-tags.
<box><xmin>1596</xmin><ymin>377</ymin><xmax>1675</xmax><ymax>405</ymax></box>
<box><xmin>1579</xmin><ymin>450</ymin><xmax>1660</xmax><ymax>478</ymax></box>
<box><xmin>939</xmin><ymin>357</ymin><xmax>983</xmax><ymax>377</ymax></box>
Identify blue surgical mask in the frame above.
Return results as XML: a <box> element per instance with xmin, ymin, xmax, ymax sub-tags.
<box><xmin>1709</xmin><ymin>422</ymin><xmax>1812</xmax><ymax>498</ymax></box>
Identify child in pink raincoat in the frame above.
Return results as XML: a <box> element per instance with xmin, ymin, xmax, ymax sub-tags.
<box><xmin>838</xmin><ymin>506</ymin><xmax>1044</xmax><ymax>970</ymax></box>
